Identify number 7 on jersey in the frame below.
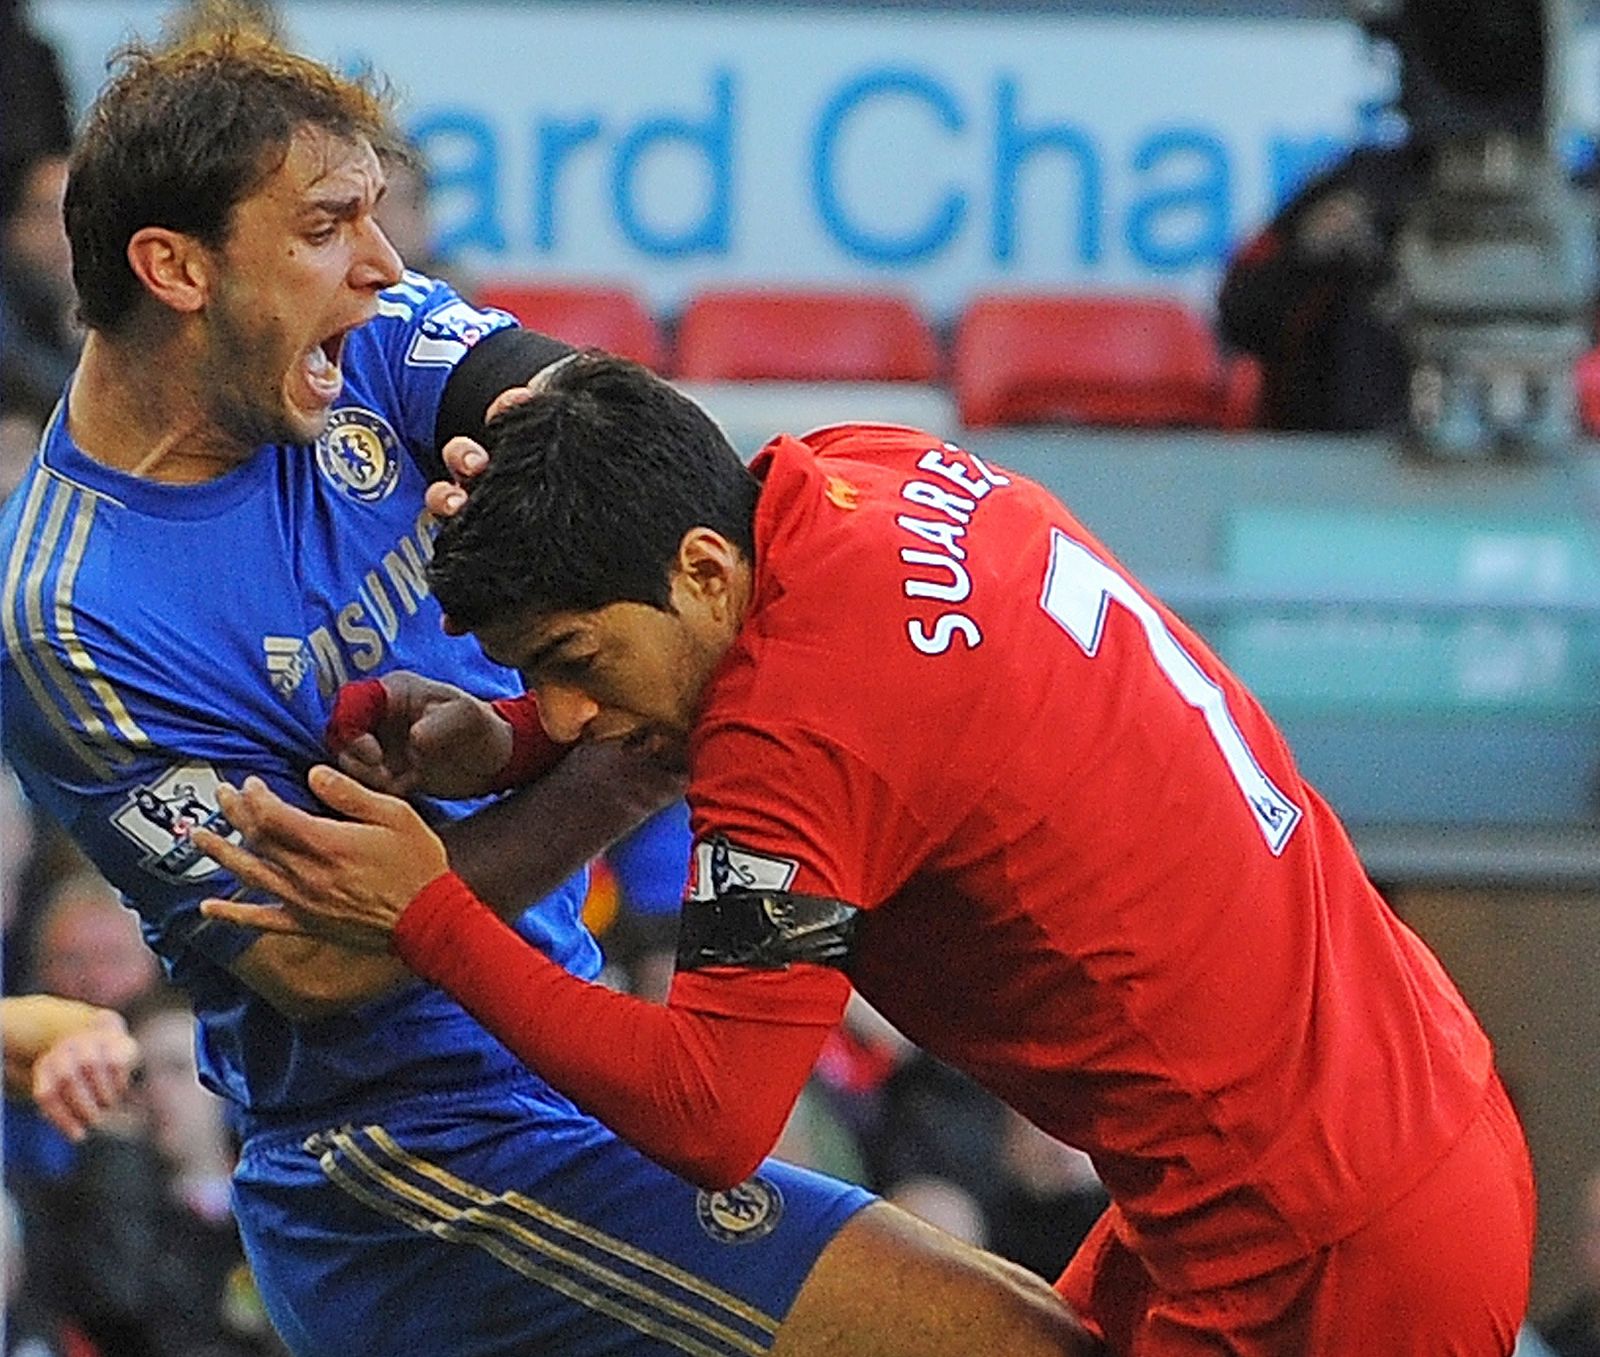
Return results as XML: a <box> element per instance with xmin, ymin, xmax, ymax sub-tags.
<box><xmin>1040</xmin><ymin>529</ymin><xmax>1303</xmax><ymax>855</ymax></box>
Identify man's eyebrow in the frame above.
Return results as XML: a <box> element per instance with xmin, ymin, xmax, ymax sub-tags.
<box><xmin>300</xmin><ymin>191</ymin><xmax>369</xmax><ymax>220</ymax></box>
<box><xmin>520</xmin><ymin>627</ymin><xmax>585</xmax><ymax>673</ymax></box>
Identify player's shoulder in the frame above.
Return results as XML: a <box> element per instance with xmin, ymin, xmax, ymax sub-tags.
<box><xmin>0</xmin><ymin>456</ymin><xmax>120</xmax><ymax>625</ymax></box>
<box><xmin>760</xmin><ymin>422</ymin><xmax>1022</xmax><ymax>566</ymax></box>
<box><xmin>338</xmin><ymin>273</ymin><xmax>520</xmax><ymax>449</ymax></box>
<box><xmin>351</xmin><ymin>270</ymin><xmax>518</xmax><ymax>371</ymax></box>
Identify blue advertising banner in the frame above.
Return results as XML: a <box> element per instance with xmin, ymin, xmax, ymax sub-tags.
<box><xmin>25</xmin><ymin>2</ymin><xmax>1495</xmax><ymax>314</ymax></box>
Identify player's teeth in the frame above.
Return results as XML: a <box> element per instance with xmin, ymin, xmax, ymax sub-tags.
<box><xmin>306</xmin><ymin>343</ymin><xmax>333</xmax><ymax>375</ymax></box>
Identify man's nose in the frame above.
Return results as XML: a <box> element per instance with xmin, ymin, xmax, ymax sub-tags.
<box><xmin>536</xmin><ymin>683</ymin><xmax>601</xmax><ymax>744</ymax></box>
<box><xmin>353</xmin><ymin>216</ymin><xmax>404</xmax><ymax>291</ymax></box>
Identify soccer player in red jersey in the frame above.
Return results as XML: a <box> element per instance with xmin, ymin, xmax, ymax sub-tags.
<box><xmin>202</xmin><ymin>352</ymin><xmax>1535</xmax><ymax>1356</ymax></box>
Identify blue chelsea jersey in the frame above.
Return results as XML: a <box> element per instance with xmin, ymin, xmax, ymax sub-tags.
<box><xmin>0</xmin><ymin>273</ymin><xmax>600</xmax><ymax>1128</ymax></box>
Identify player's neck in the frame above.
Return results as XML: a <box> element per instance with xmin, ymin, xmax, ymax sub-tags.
<box><xmin>67</xmin><ymin>330</ymin><xmax>252</xmax><ymax>484</ymax></box>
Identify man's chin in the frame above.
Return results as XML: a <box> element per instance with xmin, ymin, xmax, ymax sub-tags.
<box><xmin>213</xmin><ymin>401</ymin><xmax>321</xmax><ymax>452</ymax></box>
<box><xmin>281</xmin><ymin>401</ymin><xmax>334</xmax><ymax>446</ymax></box>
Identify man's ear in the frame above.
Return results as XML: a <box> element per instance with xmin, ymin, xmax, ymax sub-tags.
<box><xmin>125</xmin><ymin>227</ymin><xmax>212</xmax><ymax>315</ymax></box>
<box><xmin>674</xmin><ymin>528</ymin><xmax>742</xmax><ymax>613</ymax></box>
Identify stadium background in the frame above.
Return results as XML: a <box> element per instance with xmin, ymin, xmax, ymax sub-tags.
<box><xmin>15</xmin><ymin>0</ymin><xmax>1600</xmax><ymax>1332</ymax></box>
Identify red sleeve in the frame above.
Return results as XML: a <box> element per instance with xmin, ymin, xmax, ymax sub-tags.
<box><xmin>486</xmin><ymin>693</ymin><xmax>569</xmax><ymax>790</ymax></box>
<box><xmin>393</xmin><ymin>872</ymin><xmax>851</xmax><ymax>1188</ymax></box>
<box><xmin>690</xmin><ymin>718</ymin><xmax>932</xmax><ymax>909</ymax></box>
<box><xmin>324</xmin><ymin>683</ymin><xmax>568</xmax><ymax>792</ymax></box>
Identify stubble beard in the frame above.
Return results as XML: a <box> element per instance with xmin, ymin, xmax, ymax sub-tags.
<box><xmin>199</xmin><ymin>284</ymin><xmax>317</xmax><ymax>451</ymax></box>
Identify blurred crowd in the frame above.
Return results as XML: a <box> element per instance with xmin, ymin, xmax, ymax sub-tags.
<box><xmin>3</xmin><ymin>774</ymin><xmax>289</xmax><ymax>1356</ymax></box>
<box><xmin>0</xmin><ymin>0</ymin><xmax>80</xmax><ymax>501</ymax></box>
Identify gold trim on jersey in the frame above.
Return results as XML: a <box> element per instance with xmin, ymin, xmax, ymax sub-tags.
<box><xmin>54</xmin><ymin>487</ymin><xmax>149</xmax><ymax>750</ymax></box>
<box><xmin>363</xmin><ymin>1125</ymin><xmax>780</xmax><ymax>1336</ymax></box>
<box><xmin>309</xmin><ymin>1124</ymin><xmax>778</xmax><ymax>1356</ymax></box>
<box><xmin>2</xmin><ymin>473</ymin><xmax>147</xmax><ymax>779</ymax></box>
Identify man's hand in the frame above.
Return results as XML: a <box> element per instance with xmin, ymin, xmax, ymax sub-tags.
<box><xmin>33</xmin><ymin>1014</ymin><xmax>140</xmax><ymax>1142</ymax></box>
<box><xmin>427</xmin><ymin>379</ymin><xmax>542</xmax><ymax>522</ymax></box>
<box><xmin>194</xmin><ymin>767</ymin><xmax>449</xmax><ymax>954</ymax></box>
<box><xmin>328</xmin><ymin>672</ymin><xmax>513</xmax><ymax>799</ymax></box>
<box><xmin>2</xmin><ymin>996</ymin><xmax>140</xmax><ymax>1141</ymax></box>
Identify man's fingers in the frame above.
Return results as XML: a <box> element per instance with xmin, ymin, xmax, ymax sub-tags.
<box><xmin>216</xmin><ymin>778</ymin><xmax>337</xmax><ymax>856</ymax></box>
<box><xmin>306</xmin><ymin>763</ymin><xmax>415</xmax><ymax>830</ymax></box>
<box><xmin>425</xmin><ymin>480</ymin><xmax>469</xmax><ymax>520</ymax></box>
<box><xmin>199</xmin><ymin>898</ymin><xmax>314</xmax><ymax>936</ymax></box>
<box><xmin>484</xmin><ymin>383</ymin><xmax>539</xmax><ymax>422</ymax></box>
<box><xmin>440</xmin><ymin>435</ymin><xmax>490</xmax><ymax>481</ymax></box>
<box><xmin>35</xmin><ymin>1084</ymin><xmax>87</xmax><ymax>1142</ymax></box>
<box><xmin>218</xmin><ymin>775</ymin><xmax>291</xmax><ymax>826</ymax></box>
<box><xmin>84</xmin><ymin>1060</ymin><xmax>121</xmax><ymax>1108</ymax></box>
<box><xmin>83</xmin><ymin>1040</ymin><xmax>134</xmax><ymax>1106</ymax></box>
<box><xmin>60</xmin><ymin>1070</ymin><xmax>104</xmax><ymax>1126</ymax></box>
<box><xmin>334</xmin><ymin>747</ymin><xmax>413</xmax><ymax>796</ymax></box>
<box><xmin>430</xmin><ymin>428</ymin><xmax>496</xmax><ymax>517</ymax></box>
<box><xmin>33</xmin><ymin>1053</ymin><xmax>112</xmax><ymax>1141</ymax></box>
<box><xmin>191</xmin><ymin>824</ymin><xmax>301</xmax><ymax>901</ymax></box>
<box><xmin>334</xmin><ymin>735</ymin><xmax>387</xmax><ymax>777</ymax></box>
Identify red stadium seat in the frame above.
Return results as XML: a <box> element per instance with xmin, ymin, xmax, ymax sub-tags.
<box><xmin>1220</xmin><ymin>353</ymin><xmax>1265</xmax><ymax>431</ymax></box>
<box><xmin>1576</xmin><ymin>346</ymin><xmax>1600</xmax><ymax>436</ymax></box>
<box><xmin>673</xmin><ymin>288</ymin><xmax>941</xmax><ymax>382</ymax></box>
<box><xmin>474</xmin><ymin>281</ymin><xmax>664</xmax><ymax>370</ymax></box>
<box><xmin>953</xmin><ymin>294</ymin><xmax>1228</xmax><ymax>429</ymax></box>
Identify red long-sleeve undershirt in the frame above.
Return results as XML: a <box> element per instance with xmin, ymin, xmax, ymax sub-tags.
<box><xmin>394</xmin><ymin>871</ymin><xmax>853</xmax><ymax>1188</ymax></box>
<box><xmin>324</xmin><ymin>683</ymin><xmax>570</xmax><ymax>790</ymax></box>
<box><xmin>486</xmin><ymin>694</ymin><xmax>569</xmax><ymax>787</ymax></box>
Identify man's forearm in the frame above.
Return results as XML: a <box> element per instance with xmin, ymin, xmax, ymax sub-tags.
<box><xmin>230</xmin><ymin>932</ymin><xmax>414</xmax><ymax>1023</ymax></box>
<box><xmin>2</xmin><ymin>995</ymin><xmax>124</xmax><ymax>1096</ymax></box>
<box><xmin>440</xmin><ymin>739</ymin><xmax>683</xmax><ymax>919</ymax></box>
<box><xmin>394</xmin><ymin>873</ymin><xmax>848</xmax><ymax>1187</ymax></box>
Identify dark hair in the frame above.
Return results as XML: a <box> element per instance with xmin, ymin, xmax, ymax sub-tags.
<box><xmin>429</xmin><ymin>352</ymin><xmax>760</xmax><ymax>631</ymax></box>
<box><xmin>64</xmin><ymin>0</ymin><xmax>399</xmax><ymax>333</ymax></box>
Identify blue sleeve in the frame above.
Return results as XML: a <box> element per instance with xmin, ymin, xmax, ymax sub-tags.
<box><xmin>347</xmin><ymin>270</ymin><xmax>519</xmax><ymax>475</ymax></box>
<box><xmin>1</xmin><ymin>673</ymin><xmax>314</xmax><ymax>976</ymax></box>
<box><xmin>605</xmin><ymin>800</ymin><xmax>692</xmax><ymax>916</ymax></box>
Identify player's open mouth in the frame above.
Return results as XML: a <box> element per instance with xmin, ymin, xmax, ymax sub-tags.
<box><xmin>301</xmin><ymin>329</ymin><xmax>350</xmax><ymax>405</ymax></box>
<box><xmin>618</xmin><ymin>728</ymin><xmax>686</xmax><ymax>767</ymax></box>
<box><xmin>609</xmin><ymin>727</ymin><xmax>669</xmax><ymax>758</ymax></box>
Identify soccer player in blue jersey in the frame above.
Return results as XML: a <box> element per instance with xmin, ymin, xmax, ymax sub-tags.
<box><xmin>0</xmin><ymin>11</ymin><xmax>1091</xmax><ymax>1357</ymax></box>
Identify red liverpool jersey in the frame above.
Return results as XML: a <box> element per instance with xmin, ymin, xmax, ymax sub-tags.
<box><xmin>688</xmin><ymin>423</ymin><xmax>1494</xmax><ymax>1292</ymax></box>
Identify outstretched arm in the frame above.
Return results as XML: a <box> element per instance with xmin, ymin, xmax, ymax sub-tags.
<box><xmin>229</xmin><ymin>739</ymin><xmax>678</xmax><ymax>1021</ymax></box>
<box><xmin>198</xmin><ymin>768</ymin><xmax>847</xmax><ymax>1186</ymax></box>
<box><xmin>2</xmin><ymin>995</ymin><xmax>140</xmax><ymax>1140</ymax></box>
<box><xmin>394</xmin><ymin>873</ymin><xmax>849</xmax><ymax>1186</ymax></box>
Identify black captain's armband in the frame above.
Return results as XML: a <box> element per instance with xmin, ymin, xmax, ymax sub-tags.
<box><xmin>676</xmin><ymin>890</ymin><xmax>860</xmax><ymax>972</ymax></box>
<box><xmin>432</xmin><ymin>327</ymin><xmax>576</xmax><ymax>452</ymax></box>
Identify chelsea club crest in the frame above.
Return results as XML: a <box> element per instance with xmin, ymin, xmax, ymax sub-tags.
<box><xmin>695</xmin><ymin>1176</ymin><xmax>785</xmax><ymax>1244</ymax></box>
<box><xmin>316</xmin><ymin>407</ymin><xmax>402</xmax><ymax>503</ymax></box>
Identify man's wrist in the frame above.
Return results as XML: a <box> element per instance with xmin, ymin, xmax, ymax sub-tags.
<box><xmin>393</xmin><ymin>870</ymin><xmax>490</xmax><ymax>975</ymax></box>
<box><xmin>487</xmin><ymin>693</ymin><xmax>567</xmax><ymax>789</ymax></box>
